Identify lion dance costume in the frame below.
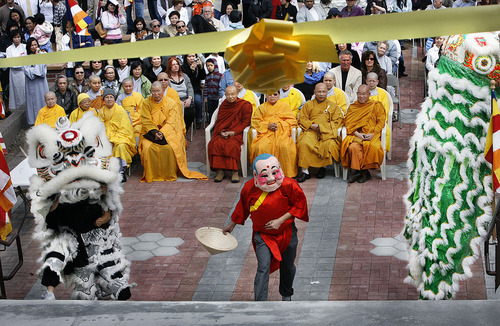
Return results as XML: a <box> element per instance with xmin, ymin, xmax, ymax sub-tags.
<box><xmin>28</xmin><ymin>113</ymin><xmax>134</xmax><ymax>300</ymax></box>
<box><xmin>404</xmin><ymin>32</ymin><xmax>500</xmax><ymax>299</ymax></box>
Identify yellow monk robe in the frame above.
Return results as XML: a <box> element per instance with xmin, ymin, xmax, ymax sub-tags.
<box><xmin>327</xmin><ymin>87</ymin><xmax>348</xmax><ymax>116</ymax></box>
<box><xmin>90</xmin><ymin>93</ymin><xmax>104</xmax><ymax>111</ymax></box>
<box><xmin>341</xmin><ymin>99</ymin><xmax>386</xmax><ymax>170</ymax></box>
<box><xmin>164</xmin><ymin>87</ymin><xmax>186</xmax><ymax>135</ymax></box>
<box><xmin>34</xmin><ymin>104</ymin><xmax>66</xmax><ymax>127</ymax></box>
<box><xmin>297</xmin><ymin>99</ymin><xmax>343</xmax><ymax>169</ymax></box>
<box><xmin>241</xmin><ymin>90</ymin><xmax>257</xmax><ymax>113</ymax></box>
<box><xmin>98</xmin><ymin>103</ymin><xmax>137</xmax><ymax>166</ymax></box>
<box><xmin>369</xmin><ymin>87</ymin><xmax>390</xmax><ymax>152</ymax></box>
<box><xmin>69</xmin><ymin>107</ymin><xmax>98</xmax><ymax>123</ymax></box>
<box><xmin>251</xmin><ymin>101</ymin><xmax>298</xmax><ymax>177</ymax></box>
<box><xmin>278</xmin><ymin>88</ymin><xmax>303</xmax><ymax>118</ymax></box>
<box><xmin>139</xmin><ymin>95</ymin><xmax>208</xmax><ymax>182</ymax></box>
<box><xmin>121</xmin><ymin>91</ymin><xmax>144</xmax><ymax>139</ymax></box>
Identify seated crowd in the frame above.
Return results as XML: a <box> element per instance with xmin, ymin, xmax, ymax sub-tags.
<box><xmin>0</xmin><ymin>0</ymin><xmax>463</xmax><ymax>182</ymax></box>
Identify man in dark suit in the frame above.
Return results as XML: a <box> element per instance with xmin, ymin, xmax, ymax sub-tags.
<box><xmin>144</xmin><ymin>20</ymin><xmax>169</xmax><ymax>40</ymax></box>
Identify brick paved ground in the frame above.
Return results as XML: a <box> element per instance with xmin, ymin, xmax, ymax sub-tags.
<box><xmin>0</xmin><ymin>40</ymin><xmax>491</xmax><ymax>301</ymax></box>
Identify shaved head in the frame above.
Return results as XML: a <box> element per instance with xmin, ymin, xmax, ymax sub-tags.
<box><xmin>357</xmin><ymin>85</ymin><xmax>370</xmax><ymax>104</ymax></box>
<box><xmin>225</xmin><ymin>85</ymin><xmax>238</xmax><ymax>103</ymax></box>
<box><xmin>314</xmin><ymin>83</ymin><xmax>328</xmax><ymax>102</ymax></box>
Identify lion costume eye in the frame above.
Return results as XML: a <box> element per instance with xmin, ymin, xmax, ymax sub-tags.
<box><xmin>37</xmin><ymin>143</ymin><xmax>46</xmax><ymax>159</ymax></box>
<box><xmin>473</xmin><ymin>55</ymin><xmax>496</xmax><ymax>75</ymax></box>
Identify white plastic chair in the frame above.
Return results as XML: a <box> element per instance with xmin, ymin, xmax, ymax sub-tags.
<box><xmin>205</xmin><ymin>108</ymin><xmax>250</xmax><ymax>178</ymax></box>
<box><xmin>386</xmin><ymin>74</ymin><xmax>401</xmax><ymax>128</ymax></box>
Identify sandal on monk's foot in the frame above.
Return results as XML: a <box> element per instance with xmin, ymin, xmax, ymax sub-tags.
<box><xmin>231</xmin><ymin>171</ymin><xmax>240</xmax><ymax>183</ymax></box>
<box><xmin>214</xmin><ymin>170</ymin><xmax>225</xmax><ymax>182</ymax></box>
<box><xmin>348</xmin><ymin>169</ymin><xmax>361</xmax><ymax>183</ymax></box>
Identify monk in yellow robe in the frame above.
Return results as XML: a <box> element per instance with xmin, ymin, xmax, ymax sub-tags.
<box><xmin>139</xmin><ymin>82</ymin><xmax>208</xmax><ymax>182</ymax></box>
<box><xmin>234</xmin><ymin>81</ymin><xmax>258</xmax><ymax>113</ymax></box>
<box><xmin>98</xmin><ymin>88</ymin><xmax>137</xmax><ymax>168</ymax></box>
<box><xmin>323</xmin><ymin>71</ymin><xmax>348</xmax><ymax>116</ymax></box>
<box><xmin>296</xmin><ymin>83</ymin><xmax>343</xmax><ymax>183</ymax></box>
<box><xmin>35</xmin><ymin>91</ymin><xmax>67</xmax><ymax>127</ymax></box>
<box><xmin>366</xmin><ymin>72</ymin><xmax>390</xmax><ymax>152</ymax></box>
<box><xmin>278</xmin><ymin>85</ymin><xmax>303</xmax><ymax>118</ymax></box>
<box><xmin>117</xmin><ymin>78</ymin><xmax>144</xmax><ymax>141</ymax></box>
<box><xmin>69</xmin><ymin>93</ymin><xmax>98</xmax><ymax>123</ymax></box>
<box><xmin>341</xmin><ymin>85</ymin><xmax>386</xmax><ymax>183</ymax></box>
<box><xmin>157</xmin><ymin>72</ymin><xmax>185</xmax><ymax>136</ymax></box>
<box><xmin>251</xmin><ymin>91</ymin><xmax>298</xmax><ymax>178</ymax></box>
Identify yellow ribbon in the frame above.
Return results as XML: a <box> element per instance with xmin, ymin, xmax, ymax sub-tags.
<box><xmin>1</xmin><ymin>7</ymin><xmax>499</xmax><ymax>84</ymax></box>
<box><xmin>225</xmin><ymin>19</ymin><xmax>336</xmax><ymax>93</ymax></box>
<box><xmin>250</xmin><ymin>191</ymin><xmax>269</xmax><ymax>212</ymax></box>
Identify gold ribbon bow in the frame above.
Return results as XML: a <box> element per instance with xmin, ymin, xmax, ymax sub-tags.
<box><xmin>225</xmin><ymin>19</ymin><xmax>338</xmax><ymax>94</ymax></box>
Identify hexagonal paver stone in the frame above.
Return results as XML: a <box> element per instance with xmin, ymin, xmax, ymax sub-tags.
<box><xmin>370</xmin><ymin>237</ymin><xmax>399</xmax><ymax>247</ymax></box>
<box><xmin>151</xmin><ymin>247</ymin><xmax>180</xmax><ymax>257</ymax></box>
<box><xmin>393</xmin><ymin>241</ymin><xmax>407</xmax><ymax>251</ymax></box>
<box><xmin>121</xmin><ymin>245</ymin><xmax>133</xmax><ymax>255</ymax></box>
<box><xmin>121</xmin><ymin>237</ymin><xmax>140</xmax><ymax>246</ymax></box>
<box><xmin>394</xmin><ymin>250</ymin><xmax>409</xmax><ymax>261</ymax></box>
<box><xmin>131</xmin><ymin>241</ymin><xmax>159</xmax><ymax>251</ymax></box>
<box><xmin>370</xmin><ymin>246</ymin><xmax>399</xmax><ymax>257</ymax></box>
<box><xmin>127</xmin><ymin>250</ymin><xmax>155</xmax><ymax>261</ymax></box>
<box><xmin>157</xmin><ymin>237</ymin><xmax>185</xmax><ymax>247</ymax></box>
<box><xmin>137</xmin><ymin>233</ymin><xmax>165</xmax><ymax>242</ymax></box>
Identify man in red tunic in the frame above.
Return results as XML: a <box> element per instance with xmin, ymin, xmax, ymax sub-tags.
<box><xmin>207</xmin><ymin>85</ymin><xmax>253</xmax><ymax>183</ymax></box>
<box><xmin>223</xmin><ymin>154</ymin><xmax>309</xmax><ymax>301</ymax></box>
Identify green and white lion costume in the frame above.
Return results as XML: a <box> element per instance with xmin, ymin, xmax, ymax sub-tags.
<box><xmin>405</xmin><ymin>32</ymin><xmax>499</xmax><ymax>300</ymax></box>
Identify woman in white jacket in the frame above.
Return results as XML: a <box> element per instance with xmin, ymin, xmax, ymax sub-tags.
<box><xmin>426</xmin><ymin>36</ymin><xmax>446</xmax><ymax>72</ymax></box>
<box><xmin>101</xmin><ymin>0</ymin><xmax>126</xmax><ymax>43</ymax></box>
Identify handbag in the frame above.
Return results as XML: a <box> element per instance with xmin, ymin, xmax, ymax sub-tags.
<box><xmin>95</xmin><ymin>21</ymin><xmax>107</xmax><ymax>38</ymax></box>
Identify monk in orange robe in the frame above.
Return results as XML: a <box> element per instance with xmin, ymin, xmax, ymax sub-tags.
<box><xmin>251</xmin><ymin>91</ymin><xmax>298</xmax><ymax>178</ymax></box>
<box><xmin>341</xmin><ymin>85</ymin><xmax>386</xmax><ymax>183</ymax></box>
<box><xmin>139</xmin><ymin>82</ymin><xmax>208</xmax><ymax>182</ymax></box>
<box><xmin>208</xmin><ymin>85</ymin><xmax>252</xmax><ymax>183</ymax></box>
<box><xmin>296</xmin><ymin>83</ymin><xmax>344</xmax><ymax>183</ymax></box>
<box><xmin>158</xmin><ymin>72</ymin><xmax>185</xmax><ymax>135</ymax></box>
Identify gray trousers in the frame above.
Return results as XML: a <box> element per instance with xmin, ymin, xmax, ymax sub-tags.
<box><xmin>253</xmin><ymin>223</ymin><xmax>298</xmax><ymax>301</ymax></box>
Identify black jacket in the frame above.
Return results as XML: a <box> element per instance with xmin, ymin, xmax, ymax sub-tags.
<box><xmin>248</xmin><ymin>0</ymin><xmax>273</xmax><ymax>24</ymax></box>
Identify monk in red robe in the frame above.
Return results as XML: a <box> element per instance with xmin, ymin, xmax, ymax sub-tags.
<box><xmin>223</xmin><ymin>154</ymin><xmax>309</xmax><ymax>301</ymax></box>
<box><xmin>207</xmin><ymin>85</ymin><xmax>252</xmax><ymax>183</ymax></box>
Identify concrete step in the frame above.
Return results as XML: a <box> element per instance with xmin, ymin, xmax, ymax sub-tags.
<box><xmin>1</xmin><ymin>300</ymin><xmax>499</xmax><ymax>325</ymax></box>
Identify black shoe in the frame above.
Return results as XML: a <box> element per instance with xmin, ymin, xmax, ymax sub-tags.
<box><xmin>316</xmin><ymin>167</ymin><xmax>326</xmax><ymax>179</ymax></box>
<box><xmin>348</xmin><ymin>169</ymin><xmax>361</xmax><ymax>183</ymax></box>
<box><xmin>296</xmin><ymin>172</ymin><xmax>311</xmax><ymax>183</ymax></box>
<box><xmin>358</xmin><ymin>170</ymin><xmax>371</xmax><ymax>183</ymax></box>
<box><xmin>400</xmin><ymin>73</ymin><xmax>408</xmax><ymax>77</ymax></box>
<box><xmin>196</xmin><ymin>123</ymin><xmax>201</xmax><ymax>130</ymax></box>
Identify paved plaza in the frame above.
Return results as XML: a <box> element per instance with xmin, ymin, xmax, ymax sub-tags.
<box><xmin>0</xmin><ymin>41</ymin><xmax>497</xmax><ymax>305</ymax></box>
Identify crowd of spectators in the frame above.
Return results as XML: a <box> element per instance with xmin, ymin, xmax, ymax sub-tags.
<box><xmin>0</xmin><ymin>0</ymin><xmax>482</xmax><ymax>179</ymax></box>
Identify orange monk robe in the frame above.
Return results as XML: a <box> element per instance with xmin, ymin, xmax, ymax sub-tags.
<box><xmin>34</xmin><ymin>104</ymin><xmax>66</xmax><ymax>127</ymax></box>
<box><xmin>139</xmin><ymin>95</ymin><xmax>208</xmax><ymax>182</ymax></box>
<box><xmin>69</xmin><ymin>107</ymin><xmax>98</xmax><ymax>123</ymax></box>
<box><xmin>251</xmin><ymin>101</ymin><xmax>298</xmax><ymax>177</ymax></box>
<box><xmin>278</xmin><ymin>88</ymin><xmax>303</xmax><ymax>118</ymax></box>
<box><xmin>98</xmin><ymin>103</ymin><xmax>137</xmax><ymax>166</ymax></box>
<box><xmin>297</xmin><ymin>99</ymin><xmax>343</xmax><ymax>169</ymax></box>
<box><xmin>208</xmin><ymin>98</ymin><xmax>253</xmax><ymax>171</ymax></box>
<box><xmin>327</xmin><ymin>86</ymin><xmax>348</xmax><ymax>116</ymax></box>
<box><xmin>120</xmin><ymin>91</ymin><xmax>144</xmax><ymax>139</ymax></box>
<box><xmin>369</xmin><ymin>87</ymin><xmax>390</xmax><ymax>152</ymax></box>
<box><xmin>90</xmin><ymin>90</ymin><xmax>104</xmax><ymax>111</ymax></box>
<box><xmin>164</xmin><ymin>87</ymin><xmax>186</xmax><ymax>136</ymax></box>
<box><xmin>341</xmin><ymin>99</ymin><xmax>386</xmax><ymax>170</ymax></box>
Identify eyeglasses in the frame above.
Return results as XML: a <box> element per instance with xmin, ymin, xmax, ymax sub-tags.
<box><xmin>152</xmin><ymin>24</ymin><xmax>160</xmax><ymax>28</ymax></box>
<box><xmin>366</xmin><ymin>57</ymin><xmax>375</xmax><ymax>61</ymax></box>
<box><xmin>176</xmin><ymin>25</ymin><xmax>185</xmax><ymax>29</ymax></box>
<box><xmin>158</xmin><ymin>79</ymin><xmax>168</xmax><ymax>81</ymax></box>
<box><xmin>75</xmin><ymin>71</ymin><xmax>84</xmax><ymax>74</ymax></box>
